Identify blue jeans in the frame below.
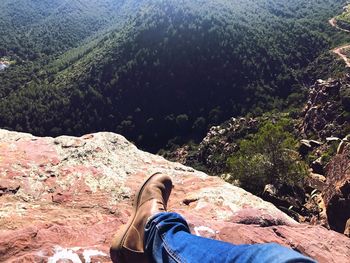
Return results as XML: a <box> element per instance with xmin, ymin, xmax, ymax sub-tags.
<box><xmin>144</xmin><ymin>212</ymin><xmax>317</xmax><ymax>263</ymax></box>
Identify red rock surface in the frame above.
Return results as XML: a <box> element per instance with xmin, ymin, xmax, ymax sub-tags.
<box><xmin>0</xmin><ymin>130</ymin><xmax>349</xmax><ymax>262</ymax></box>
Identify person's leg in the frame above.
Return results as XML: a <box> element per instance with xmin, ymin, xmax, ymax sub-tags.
<box><xmin>145</xmin><ymin>212</ymin><xmax>317</xmax><ymax>263</ymax></box>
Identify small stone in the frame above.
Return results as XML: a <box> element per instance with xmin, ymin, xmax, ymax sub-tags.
<box><xmin>326</xmin><ymin>137</ymin><xmax>340</xmax><ymax>142</ymax></box>
<box><xmin>344</xmin><ymin>218</ymin><xmax>350</xmax><ymax>237</ymax></box>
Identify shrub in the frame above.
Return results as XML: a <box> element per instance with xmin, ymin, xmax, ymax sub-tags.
<box><xmin>227</xmin><ymin>119</ymin><xmax>308</xmax><ymax>194</ymax></box>
<box><xmin>320</xmin><ymin>141</ymin><xmax>339</xmax><ymax>164</ymax></box>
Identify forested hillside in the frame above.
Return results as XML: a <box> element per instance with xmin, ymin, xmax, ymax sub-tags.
<box><xmin>0</xmin><ymin>0</ymin><xmax>137</xmax><ymax>58</ymax></box>
<box><xmin>334</xmin><ymin>3</ymin><xmax>350</xmax><ymax>30</ymax></box>
<box><xmin>0</xmin><ymin>0</ymin><xmax>348</xmax><ymax>152</ymax></box>
<box><xmin>0</xmin><ymin>0</ymin><xmax>148</xmax><ymax>96</ymax></box>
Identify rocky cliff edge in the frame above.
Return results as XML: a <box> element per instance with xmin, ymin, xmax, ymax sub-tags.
<box><xmin>0</xmin><ymin>130</ymin><xmax>349</xmax><ymax>262</ymax></box>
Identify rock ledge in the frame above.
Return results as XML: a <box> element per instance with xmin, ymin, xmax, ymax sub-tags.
<box><xmin>0</xmin><ymin>130</ymin><xmax>349</xmax><ymax>262</ymax></box>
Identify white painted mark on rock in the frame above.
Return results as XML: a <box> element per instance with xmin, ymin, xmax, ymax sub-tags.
<box><xmin>47</xmin><ymin>246</ymin><xmax>107</xmax><ymax>263</ymax></box>
<box><xmin>194</xmin><ymin>226</ymin><xmax>216</xmax><ymax>236</ymax></box>
<box><xmin>48</xmin><ymin>246</ymin><xmax>81</xmax><ymax>263</ymax></box>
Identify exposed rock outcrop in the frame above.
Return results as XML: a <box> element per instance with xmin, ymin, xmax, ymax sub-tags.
<box><xmin>165</xmin><ymin>117</ymin><xmax>261</xmax><ymax>174</ymax></box>
<box><xmin>164</xmin><ymin>76</ymin><xmax>350</xmax><ymax>234</ymax></box>
<box><xmin>301</xmin><ymin>78</ymin><xmax>349</xmax><ymax>140</ymax></box>
<box><xmin>0</xmin><ymin>129</ymin><xmax>349</xmax><ymax>262</ymax></box>
<box><xmin>323</xmin><ymin>143</ymin><xmax>350</xmax><ymax>235</ymax></box>
<box><xmin>299</xmin><ymin>139</ymin><xmax>323</xmax><ymax>156</ymax></box>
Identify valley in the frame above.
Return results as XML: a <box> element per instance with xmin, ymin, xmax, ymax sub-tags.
<box><xmin>0</xmin><ymin>0</ymin><xmax>347</xmax><ymax>152</ymax></box>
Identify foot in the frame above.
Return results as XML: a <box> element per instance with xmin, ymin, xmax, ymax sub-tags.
<box><xmin>110</xmin><ymin>172</ymin><xmax>173</xmax><ymax>263</ymax></box>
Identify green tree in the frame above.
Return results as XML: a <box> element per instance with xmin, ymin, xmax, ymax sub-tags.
<box><xmin>227</xmin><ymin>119</ymin><xmax>308</xmax><ymax>194</ymax></box>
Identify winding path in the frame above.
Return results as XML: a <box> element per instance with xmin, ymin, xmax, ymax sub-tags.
<box><xmin>329</xmin><ymin>18</ymin><xmax>350</xmax><ymax>33</ymax></box>
<box><xmin>329</xmin><ymin>18</ymin><xmax>350</xmax><ymax>67</ymax></box>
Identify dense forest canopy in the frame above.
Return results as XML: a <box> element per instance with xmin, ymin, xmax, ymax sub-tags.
<box><xmin>0</xmin><ymin>0</ymin><xmax>140</xmax><ymax>58</ymax></box>
<box><xmin>0</xmin><ymin>0</ymin><xmax>348</xmax><ymax>152</ymax></box>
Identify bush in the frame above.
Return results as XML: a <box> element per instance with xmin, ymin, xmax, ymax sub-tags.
<box><xmin>227</xmin><ymin>119</ymin><xmax>308</xmax><ymax>194</ymax></box>
<box><xmin>320</xmin><ymin>141</ymin><xmax>339</xmax><ymax>164</ymax></box>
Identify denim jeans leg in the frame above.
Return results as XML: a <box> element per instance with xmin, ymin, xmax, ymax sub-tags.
<box><xmin>144</xmin><ymin>212</ymin><xmax>317</xmax><ymax>263</ymax></box>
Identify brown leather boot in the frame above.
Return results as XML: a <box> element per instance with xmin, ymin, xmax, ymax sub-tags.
<box><xmin>110</xmin><ymin>172</ymin><xmax>173</xmax><ymax>263</ymax></box>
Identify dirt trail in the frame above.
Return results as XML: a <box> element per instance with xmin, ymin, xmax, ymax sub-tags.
<box><xmin>329</xmin><ymin>18</ymin><xmax>350</xmax><ymax>67</ymax></box>
<box><xmin>333</xmin><ymin>46</ymin><xmax>350</xmax><ymax>67</ymax></box>
<box><xmin>329</xmin><ymin>18</ymin><xmax>350</xmax><ymax>33</ymax></box>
